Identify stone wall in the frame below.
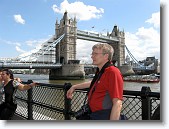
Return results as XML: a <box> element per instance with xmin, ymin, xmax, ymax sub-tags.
<box><xmin>49</xmin><ymin>64</ymin><xmax>85</xmax><ymax>80</ymax></box>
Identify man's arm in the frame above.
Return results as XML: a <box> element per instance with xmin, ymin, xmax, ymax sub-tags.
<box><xmin>66</xmin><ymin>81</ymin><xmax>91</xmax><ymax>99</ymax></box>
<box><xmin>110</xmin><ymin>98</ymin><xmax>122</xmax><ymax>120</ymax></box>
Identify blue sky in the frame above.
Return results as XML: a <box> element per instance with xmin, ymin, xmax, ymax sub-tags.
<box><xmin>0</xmin><ymin>0</ymin><xmax>160</xmax><ymax>63</ymax></box>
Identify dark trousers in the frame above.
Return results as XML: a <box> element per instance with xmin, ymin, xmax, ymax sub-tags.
<box><xmin>0</xmin><ymin>103</ymin><xmax>17</xmax><ymax>120</ymax></box>
<box><xmin>90</xmin><ymin>109</ymin><xmax>111</xmax><ymax>120</ymax></box>
<box><xmin>90</xmin><ymin>109</ymin><xmax>127</xmax><ymax>120</ymax></box>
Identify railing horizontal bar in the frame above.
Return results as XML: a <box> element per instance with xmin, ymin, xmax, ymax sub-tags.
<box><xmin>15</xmin><ymin>96</ymin><xmax>27</xmax><ymax>102</ymax></box>
<box><xmin>148</xmin><ymin>92</ymin><xmax>160</xmax><ymax>98</ymax></box>
<box><xmin>21</xmin><ymin>81</ymin><xmax>65</xmax><ymax>88</ymax></box>
<box><xmin>123</xmin><ymin>90</ymin><xmax>160</xmax><ymax>98</ymax></box>
<box><xmin>32</xmin><ymin>101</ymin><xmax>64</xmax><ymax>113</ymax></box>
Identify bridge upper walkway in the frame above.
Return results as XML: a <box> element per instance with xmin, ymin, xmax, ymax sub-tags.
<box><xmin>77</xmin><ymin>30</ymin><xmax>119</xmax><ymax>43</ymax></box>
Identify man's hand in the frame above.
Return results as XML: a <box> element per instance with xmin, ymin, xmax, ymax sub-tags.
<box><xmin>66</xmin><ymin>87</ymin><xmax>75</xmax><ymax>99</ymax></box>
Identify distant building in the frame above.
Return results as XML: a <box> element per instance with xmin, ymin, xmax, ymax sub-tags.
<box><xmin>125</xmin><ymin>55</ymin><xmax>130</xmax><ymax>64</ymax></box>
<box><xmin>144</xmin><ymin>56</ymin><xmax>158</xmax><ymax>66</ymax></box>
<box><xmin>125</xmin><ymin>56</ymin><xmax>160</xmax><ymax>74</ymax></box>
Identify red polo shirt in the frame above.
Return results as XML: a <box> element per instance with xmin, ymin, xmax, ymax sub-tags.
<box><xmin>88</xmin><ymin>66</ymin><xmax>123</xmax><ymax>112</ymax></box>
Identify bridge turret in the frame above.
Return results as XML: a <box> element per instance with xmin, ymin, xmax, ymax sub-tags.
<box><xmin>108</xmin><ymin>25</ymin><xmax>125</xmax><ymax>67</ymax></box>
<box><xmin>74</xmin><ymin>16</ymin><xmax>77</xmax><ymax>34</ymax></box>
<box><xmin>55</xmin><ymin>18</ymin><xmax>59</xmax><ymax>38</ymax></box>
<box><xmin>63</xmin><ymin>11</ymin><xmax>68</xmax><ymax>22</ymax></box>
<box><xmin>111</xmin><ymin>25</ymin><xmax>125</xmax><ymax>38</ymax></box>
<box><xmin>111</xmin><ymin>24</ymin><xmax>119</xmax><ymax>36</ymax></box>
<box><xmin>107</xmin><ymin>31</ymin><xmax>110</xmax><ymax>37</ymax></box>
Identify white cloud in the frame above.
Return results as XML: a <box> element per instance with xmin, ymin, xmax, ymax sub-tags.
<box><xmin>145</xmin><ymin>12</ymin><xmax>160</xmax><ymax>28</ymax></box>
<box><xmin>76</xmin><ymin>39</ymin><xmax>97</xmax><ymax>64</ymax></box>
<box><xmin>10</xmin><ymin>42</ymin><xmax>21</xmax><ymax>46</ymax></box>
<box><xmin>25</xmin><ymin>39</ymin><xmax>46</xmax><ymax>47</ymax></box>
<box><xmin>52</xmin><ymin>0</ymin><xmax>104</xmax><ymax>21</ymax></box>
<box><xmin>0</xmin><ymin>39</ymin><xmax>21</xmax><ymax>47</ymax></box>
<box><xmin>14</xmin><ymin>14</ymin><xmax>25</xmax><ymax>24</ymax></box>
<box><xmin>125</xmin><ymin>14</ymin><xmax>160</xmax><ymax>61</ymax></box>
<box><xmin>15</xmin><ymin>46</ymin><xmax>26</xmax><ymax>53</ymax></box>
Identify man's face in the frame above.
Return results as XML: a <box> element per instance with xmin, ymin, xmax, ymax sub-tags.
<box><xmin>91</xmin><ymin>48</ymin><xmax>107</xmax><ymax>66</ymax></box>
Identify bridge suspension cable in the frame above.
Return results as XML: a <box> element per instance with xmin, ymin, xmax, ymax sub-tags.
<box><xmin>17</xmin><ymin>34</ymin><xmax>65</xmax><ymax>61</ymax></box>
<box><xmin>16</xmin><ymin>36</ymin><xmax>56</xmax><ymax>61</ymax></box>
<box><xmin>31</xmin><ymin>34</ymin><xmax>65</xmax><ymax>60</ymax></box>
<box><xmin>125</xmin><ymin>45</ymin><xmax>144</xmax><ymax>67</ymax></box>
<box><xmin>125</xmin><ymin>45</ymin><xmax>155</xmax><ymax>70</ymax></box>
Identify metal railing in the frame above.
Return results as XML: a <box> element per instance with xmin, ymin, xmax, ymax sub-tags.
<box><xmin>14</xmin><ymin>80</ymin><xmax>160</xmax><ymax>120</ymax></box>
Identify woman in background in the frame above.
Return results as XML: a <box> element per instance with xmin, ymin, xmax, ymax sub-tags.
<box><xmin>0</xmin><ymin>68</ymin><xmax>36</xmax><ymax>120</ymax></box>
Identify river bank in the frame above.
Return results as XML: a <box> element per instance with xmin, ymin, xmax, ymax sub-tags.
<box><xmin>14</xmin><ymin>74</ymin><xmax>160</xmax><ymax>92</ymax></box>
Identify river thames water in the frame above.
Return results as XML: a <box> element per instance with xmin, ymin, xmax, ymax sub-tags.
<box><xmin>14</xmin><ymin>74</ymin><xmax>160</xmax><ymax>92</ymax></box>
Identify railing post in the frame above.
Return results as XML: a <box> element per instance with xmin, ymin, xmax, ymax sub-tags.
<box><xmin>141</xmin><ymin>86</ymin><xmax>151</xmax><ymax>120</ymax></box>
<box><xmin>64</xmin><ymin>83</ymin><xmax>72</xmax><ymax>120</ymax></box>
<box><xmin>27</xmin><ymin>80</ymin><xmax>33</xmax><ymax>120</ymax></box>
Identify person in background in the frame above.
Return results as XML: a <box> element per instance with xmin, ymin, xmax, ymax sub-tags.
<box><xmin>67</xmin><ymin>43</ymin><xmax>123</xmax><ymax>120</ymax></box>
<box><xmin>0</xmin><ymin>69</ymin><xmax>4</xmax><ymax>104</ymax></box>
<box><xmin>0</xmin><ymin>68</ymin><xmax>36</xmax><ymax>120</ymax></box>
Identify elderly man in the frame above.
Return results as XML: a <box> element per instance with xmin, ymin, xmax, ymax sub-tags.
<box><xmin>67</xmin><ymin>43</ymin><xmax>123</xmax><ymax>120</ymax></box>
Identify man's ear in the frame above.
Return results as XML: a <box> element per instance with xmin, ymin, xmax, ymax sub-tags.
<box><xmin>104</xmin><ymin>53</ymin><xmax>109</xmax><ymax>60</ymax></box>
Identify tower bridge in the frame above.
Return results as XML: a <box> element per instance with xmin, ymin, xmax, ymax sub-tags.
<box><xmin>1</xmin><ymin>11</ymin><xmax>158</xmax><ymax>79</ymax></box>
<box><xmin>13</xmin><ymin>12</ymin><xmax>124</xmax><ymax>68</ymax></box>
<box><xmin>10</xmin><ymin>11</ymin><xmax>124</xmax><ymax>79</ymax></box>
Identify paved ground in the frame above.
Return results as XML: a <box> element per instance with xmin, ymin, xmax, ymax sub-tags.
<box><xmin>10</xmin><ymin>114</ymin><xmax>26</xmax><ymax>120</ymax></box>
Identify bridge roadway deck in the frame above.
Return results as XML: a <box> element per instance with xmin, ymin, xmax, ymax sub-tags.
<box><xmin>0</xmin><ymin>62</ymin><xmax>97</xmax><ymax>69</ymax></box>
<box><xmin>0</xmin><ymin>63</ymin><xmax>62</xmax><ymax>69</ymax></box>
<box><xmin>0</xmin><ymin>62</ymin><xmax>154</xmax><ymax>71</ymax></box>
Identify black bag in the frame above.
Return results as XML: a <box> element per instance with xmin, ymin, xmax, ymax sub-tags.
<box><xmin>74</xmin><ymin>104</ymin><xmax>91</xmax><ymax>120</ymax></box>
<box><xmin>120</xmin><ymin>114</ymin><xmax>128</xmax><ymax>120</ymax></box>
<box><xmin>76</xmin><ymin>113</ymin><xmax>90</xmax><ymax>120</ymax></box>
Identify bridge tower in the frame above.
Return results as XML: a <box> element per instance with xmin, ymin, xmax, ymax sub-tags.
<box><xmin>55</xmin><ymin>11</ymin><xmax>77</xmax><ymax>64</ymax></box>
<box><xmin>50</xmin><ymin>11</ymin><xmax>85</xmax><ymax>80</ymax></box>
<box><xmin>108</xmin><ymin>25</ymin><xmax>125</xmax><ymax>67</ymax></box>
